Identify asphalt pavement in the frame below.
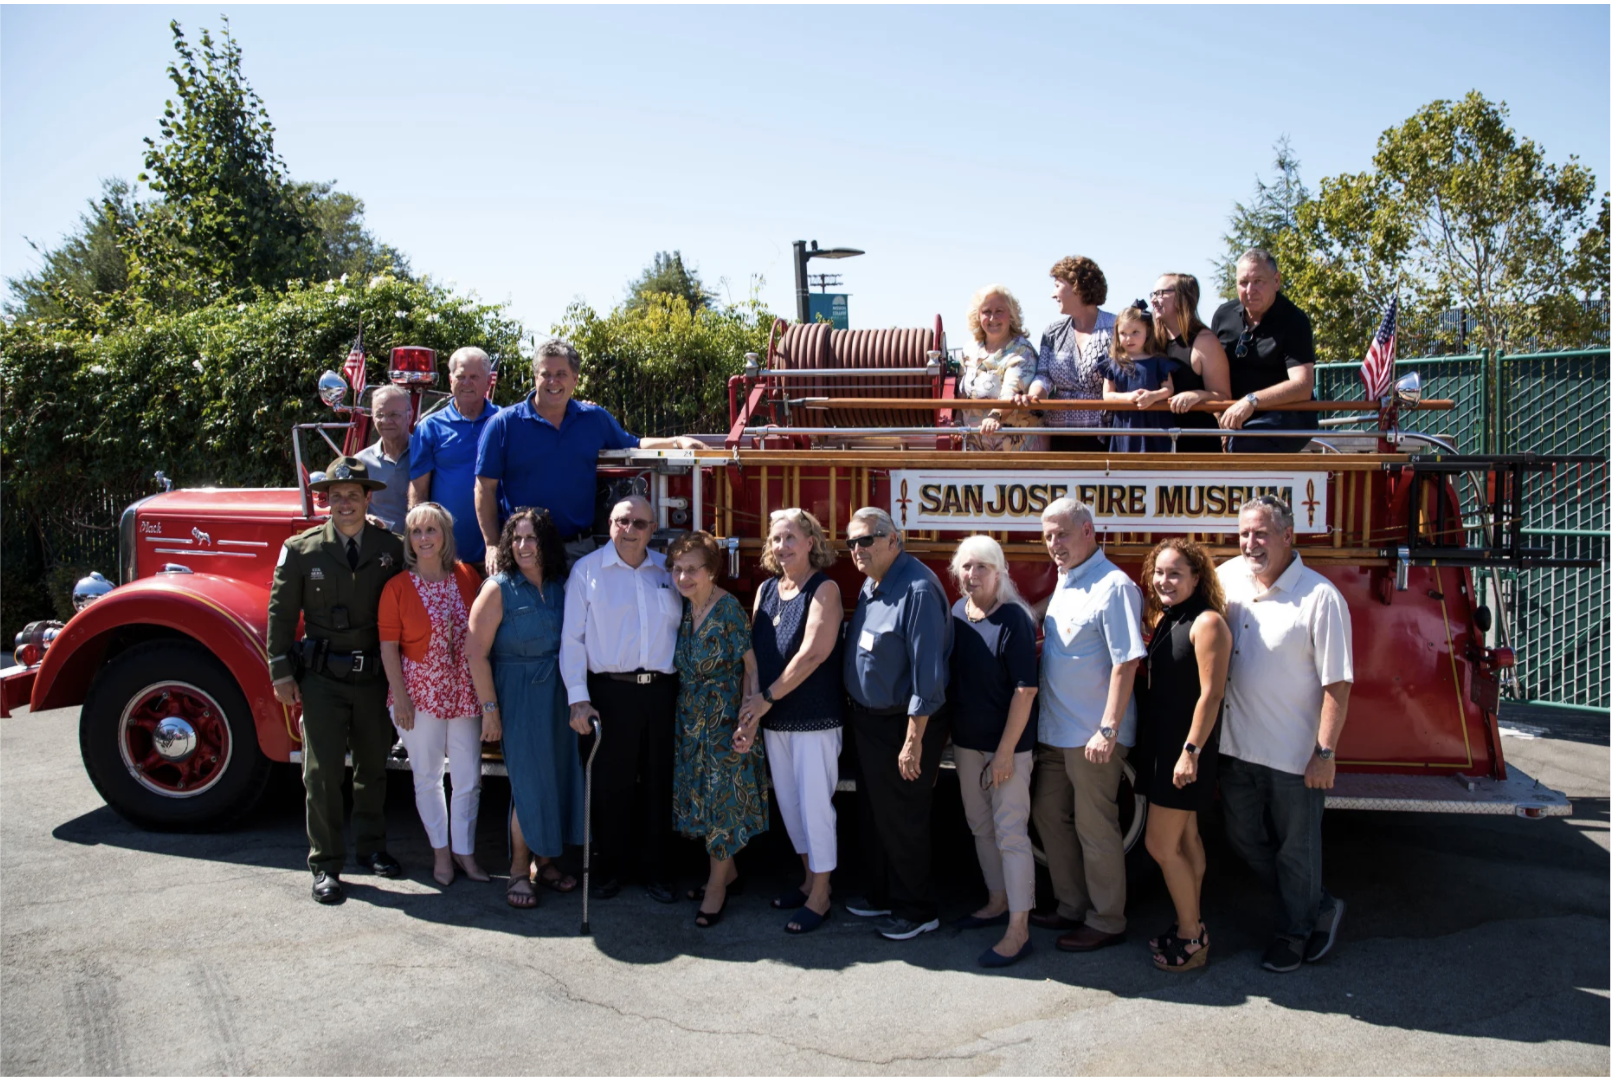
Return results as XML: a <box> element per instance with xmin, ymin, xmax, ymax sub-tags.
<box><xmin>1</xmin><ymin>702</ymin><xmax>1607</xmax><ymax>1076</ymax></box>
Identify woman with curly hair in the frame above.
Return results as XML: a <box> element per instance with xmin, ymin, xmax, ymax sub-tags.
<box><xmin>958</xmin><ymin>284</ymin><xmax>1045</xmax><ymax>452</ymax></box>
<box><xmin>1135</xmin><ymin>538</ymin><xmax>1231</xmax><ymax>971</ymax></box>
<box><xmin>1020</xmin><ymin>255</ymin><xmax>1115</xmax><ymax>452</ymax></box>
<box><xmin>667</xmin><ymin>530</ymin><xmax>767</xmax><ymax>928</ymax></box>
<box><xmin>466</xmin><ymin>507</ymin><xmax>583</xmax><ymax>909</ymax></box>
<box><xmin>740</xmin><ymin>508</ymin><xmax>844</xmax><ymax>933</ymax></box>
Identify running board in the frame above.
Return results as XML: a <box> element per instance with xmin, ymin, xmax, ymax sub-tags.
<box><xmin>1324</xmin><ymin>764</ymin><xmax>1571</xmax><ymax>817</ymax></box>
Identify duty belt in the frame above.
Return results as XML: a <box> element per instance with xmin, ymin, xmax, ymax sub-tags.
<box><xmin>298</xmin><ymin>639</ymin><xmax>381</xmax><ymax>680</ymax></box>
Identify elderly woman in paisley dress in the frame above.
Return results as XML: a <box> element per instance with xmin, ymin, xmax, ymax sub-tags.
<box><xmin>958</xmin><ymin>284</ymin><xmax>1045</xmax><ymax>452</ymax></box>
<box><xmin>1019</xmin><ymin>255</ymin><xmax>1115</xmax><ymax>452</ymax></box>
<box><xmin>667</xmin><ymin>530</ymin><xmax>768</xmax><ymax>928</ymax></box>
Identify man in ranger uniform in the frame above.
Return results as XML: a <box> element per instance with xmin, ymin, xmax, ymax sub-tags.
<box><xmin>269</xmin><ymin>456</ymin><xmax>407</xmax><ymax>904</ymax></box>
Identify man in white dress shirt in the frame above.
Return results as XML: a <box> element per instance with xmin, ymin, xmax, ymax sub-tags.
<box><xmin>561</xmin><ymin>494</ymin><xmax>683</xmax><ymax>903</ymax></box>
<box><xmin>1217</xmin><ymin>494</ymin><xmax>1353</xmax><ymax>973</ymax></box>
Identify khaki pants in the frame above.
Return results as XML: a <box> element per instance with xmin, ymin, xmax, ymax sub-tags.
<box><xmin>955</xmin><ymin>747</ymin><xmax>1035</xmax><ymax>913</ymax></box>
<box><xmin>1031</xmin><ymin>742</ymin><xmax>1128</xmax><ymax>934</ymax></box>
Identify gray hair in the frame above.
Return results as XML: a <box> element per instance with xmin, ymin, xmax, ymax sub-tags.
<box><xmin>849</xmin><ymin>506</ymin><xmax>902</xmax><ymax>548</ymax></box>
<box><xmin>448</xmin><ymin>346</ymin><xmax>490</xmax><ymax>375</ymax></box>
<box><xmin>1040</xmin><ymin>497</ymin><xmax>1094</xmax><ymax>531</ymax></box>
<box><xmin>532</xmin><ymin>337</ymin><xmax>582</xmax><ymax>375</ymax></box>
<box><xmin>1237</xmin><ymin>248</ymin><xmax>1279</xmax><ymax>275</ymax></box>
<box><xmin>370</xmin><ymin>384</ymin><xmax>410</xmax><ymax>411</ymax></box>
<box><xmin>948</xmin><ymin>534</ymin><xmax>1033</xmax><ymax>619</ymax></box>
<box><xmin>1239</xmin><ymin>494</ymin><xmax>1294</xmax><ymax>531</ymax></box>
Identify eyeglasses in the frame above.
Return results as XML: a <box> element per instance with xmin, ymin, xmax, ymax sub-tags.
<box><xmin>612</xmin><ymin>517</ymin><xmax>652</xmax><ymax>531</ymax></box>
<box><xmin>1235</xmin><ymin>329</ymin><xmax>1255</xmax><ymax>358</ymax></box>
<box><xmin>846</xmin><ymin>533</ymin><xmax>887</xmax><ymax>551</ymax></box>
<box><xmin>1149</xmin><ymin>289</ymin><xmax>1173</xmax><ymax>301</ymax></box>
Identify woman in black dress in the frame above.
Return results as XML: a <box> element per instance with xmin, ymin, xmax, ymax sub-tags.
<box><xmin>1137</xmin><ymin>537</ymin><xmax>1231</xmax><ymax>970</ymax></box>
<box><xmin>1149</xmin><ymin>274</ymin><xmax>1230</xmax><ymax>454</ymax></box>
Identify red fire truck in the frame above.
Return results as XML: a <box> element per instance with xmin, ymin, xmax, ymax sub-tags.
<box><xmin>3</xmin><ymin>322</ymin><xmax>1587</xmax><ymax>845</ymax></box>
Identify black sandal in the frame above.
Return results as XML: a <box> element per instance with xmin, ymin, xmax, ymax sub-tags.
<box><xmin>1152</xmin><ymin>925</ymin><xmax>1209</xmax><ymax>971</ymax></box>
<box><xmin>695</xmin><ymin>894</ymin><xmax>729</xmax><ymax>928</ymax></box>
<box><xmin>688</xmin><ymin>878</ymin><xmax>745</xmax><ymax>901</ymax></box>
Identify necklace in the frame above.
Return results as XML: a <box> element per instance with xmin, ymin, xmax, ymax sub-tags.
<box><xmin>965</xmin><ymin>597</ymin><xmax>999</xmax><ymax>622</ymax></box>
<box><xmin>690</xmin><ymin>588</ymin><xmax>719</xmax><ymax>628</ymax></box>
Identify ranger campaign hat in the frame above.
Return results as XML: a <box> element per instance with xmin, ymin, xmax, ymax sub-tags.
<box><xmin>309</xmin><ymin>455</ymin><xmax>389</xmax><ymax>493</ymax></box>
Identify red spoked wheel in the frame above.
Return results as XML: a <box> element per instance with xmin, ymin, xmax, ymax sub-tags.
<box><xmin>117</xmin><ymin>681</ymin><xmax>234</xmax><ymax>797</ymax></box>
<box><xmin>82</xmin><ymin>639</ymin><xmax>270</xmax><ymax>830</ymax></box>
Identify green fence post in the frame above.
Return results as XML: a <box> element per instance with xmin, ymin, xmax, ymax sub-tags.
<box><xmin>1492</xmin><ymin>348</ymin><xmax>1505</xmax><ymax>454</ymax></box>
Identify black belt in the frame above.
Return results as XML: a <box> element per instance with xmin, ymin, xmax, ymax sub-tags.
<box><xmin>299</xmin><ymin>639</ymin><xmax>381</xmax><ymax>679</ymax></box>
<box><xmin>594</xmin><ymin>669</ymin><xmax>671</xmax><ymax>685</ymax></box>
<box><xmin>850</xmin><ymin>700</ymin><xmax>907</xmax><ymax>718</ymax></box>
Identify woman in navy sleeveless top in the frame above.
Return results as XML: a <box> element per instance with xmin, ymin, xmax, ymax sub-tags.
<box><xmin>738</xmin><ymin>508</ymin><xmax>844</xmax><ymax>934</ymax></box>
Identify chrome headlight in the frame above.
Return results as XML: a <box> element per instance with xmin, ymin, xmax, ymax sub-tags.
<box><xmin>72</xmin><ymin>571</ymin><xmax>114</xmax><ymax>612</ymax></box>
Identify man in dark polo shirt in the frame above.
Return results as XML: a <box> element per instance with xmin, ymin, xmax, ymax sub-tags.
<box><xmin>841</xmin><ymin>507</ymin><xmax>953</xmax><ymax>942</ymax></box>
<box><xmin>1212</xmin><ymin>249</ymin><xmax>1318</xmax><ymax>453</ymax></box>
<box><xmin>473</xmin><ymin>338</ymin><xmax>703</xmax><ymax>575</ymax></box>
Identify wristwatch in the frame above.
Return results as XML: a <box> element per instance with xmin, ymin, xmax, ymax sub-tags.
<box><xmin>1099</xmin><ymin>725</ymin><xmax>1117</xmax><ymax>740</ymax></box>
<box><xmin>1244</xmin><ymin>392</ymin><xmax>1260</xmax><ymax>408</ymax></box>
<box><xmin>481</xmin><ymin>701</ymin><xmax>499</xmax><ymax>714</ymax></box>
<box><xmin>1314</xmin><ymin>743</ymin><xmax>1334</xmax><ymax>760</ymax></box>
<box><xmin>761</xmin><ymin>687</ymin><xmax>775</xmax><ymax>705</ymax></box>
<box><xmin>1183</xmin><ymin>741</ymin><xmax>1200</xmax><ymax>755</ymax></box>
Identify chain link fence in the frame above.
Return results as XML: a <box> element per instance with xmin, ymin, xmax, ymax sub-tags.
<box><xmin>1317</xmin><ymin>348</ymin><xmax>1610</xmax><ymax>709</ymax></box>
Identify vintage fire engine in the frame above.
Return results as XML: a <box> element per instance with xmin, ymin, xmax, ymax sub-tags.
<box><xmin>3</xmin><ymin>321</ymin><xmax>1589</xmax><ymax>844</ymax></box>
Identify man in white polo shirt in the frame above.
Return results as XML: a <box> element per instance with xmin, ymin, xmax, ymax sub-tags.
<box><xmin>1217</xmin><ymin>494</ymin><xmax>1353</xmax><ymax>974</ymax></box>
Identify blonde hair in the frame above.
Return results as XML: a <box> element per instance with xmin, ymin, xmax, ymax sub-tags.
<box><xmin>760</xmin><ymin>508</ymin><xmax>837</xmax><ymax>575</ymax></box>
<box><xmin>402</xmin><ymin>502</ymin><xmax>458</xmax><ymax>570</ymax></box>
<box><xmin>965</xmin><ymin>284</ymin><xmax>1027</xmax><ymax>346</ymax></box>
<box><xmin>948</xmin><ymin>534</ymin><xmax>1033</xmax><ymax>620</ymax></box>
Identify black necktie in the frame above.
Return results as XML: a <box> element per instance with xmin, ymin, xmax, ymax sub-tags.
<box><xmin>347</xmin><ymin>537</ymin><xmax>359</xmax><ymax>571</ymax></box>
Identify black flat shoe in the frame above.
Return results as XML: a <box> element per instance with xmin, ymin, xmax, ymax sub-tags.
<box><xmin>953</xmin><ymin>912</ymin><xmax>1010</xmax><ymax>930</ymax></box>
<box><xmin>643</xmin><ymin>880</ymin><xmax>677</xmax><ymax>905</ymax></box>
<box><xmin>356</xmin><ymin>851</ymin><xmax>402</xmax><ymax>878</ymax></box>
<box><xmin>590</xmin><ymin>877</ymin><xmax>623</xmax><ymax>900</ymax></box>
<box><xmin>312</xmin><ymin>872</ymin><xmax>344</xmax><ymax>905</ymax></box>
<box><xmin>695</xmin><ymin>894</ymin><xmax>729</xmax><ymax>928</ymax></box>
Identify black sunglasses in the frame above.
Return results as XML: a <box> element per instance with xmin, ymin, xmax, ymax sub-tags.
<box><xmin>1235</xmin><ymin>329</ymin><xmax>1255</xmax><ymax>358</ymax></box>
<box><xmin>846</xmin><ymin>533</ymin><xmax>888</xmax><ymax>551</ymax></box>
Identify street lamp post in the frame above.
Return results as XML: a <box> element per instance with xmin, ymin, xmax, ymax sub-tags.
<box><xmin>793</xmin><ymin>239</ymin><xmax>865</xmax><ymax>324</ymax></box>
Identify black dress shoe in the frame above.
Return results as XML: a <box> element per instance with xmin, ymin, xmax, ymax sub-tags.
<box><xmin>590</xmin><ymin>877</ymin><xmax>623</xmax><ymax>900</ymax></box>
<box><xmin>312</xmin><ymin>872</ymin><xmax>345</xmax><ymax>905</ymax></box>
<box><xmin>643</xmin><ymin>880</ymin><xmax>677</xmax><ymax>905</ymax></box>
<box><xmin>356</xmin><ymin>851</ymin><xmax>403</xmax><ymax>878</ymax></box>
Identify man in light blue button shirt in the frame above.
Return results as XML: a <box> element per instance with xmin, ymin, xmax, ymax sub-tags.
<box><xmin>1029</xmin><ymin>497</ymin><xmax>1145</xmax><ymax>952</ymax></box>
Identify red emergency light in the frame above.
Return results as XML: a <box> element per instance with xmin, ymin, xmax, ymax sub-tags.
<box><xmin>389</xmin><ymin>346</ymin><xmax>438</xmax><ymax>387</ymax></box>
<box><xmin>1489</xmin><ymin>646</ymin><xmax>1516</xmax><ymax>669</ymax></box>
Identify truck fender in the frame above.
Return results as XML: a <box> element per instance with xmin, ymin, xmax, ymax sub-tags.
<box><xmin>31</xmin><ymin>574</ymin><xmax>300</xmax><ymax>761</ymax></box>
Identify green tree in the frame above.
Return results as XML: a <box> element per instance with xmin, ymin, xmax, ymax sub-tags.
<box><xmin>125</xmin><ymin>18</ymin><xmax>320</xmax><ymax>309</ymax></box>
<box><xmin>1225</xmin><ymin>94</ymin><xmax>1607</xmax><ymax>359</ymax></box>
<box><xmin>624</xmin><ymin>250</ymin><xmax>715</xmax><ymax>314</ymax></box>
<box><xmin>4</xmin><ymin>178</ymin><xmax>138</xmax><ymax>321</ymax></box>
<box><xmin>1217</xmin><ymin>137</ymin><xmax>1311</xmax><ymax>300</ymax></box>
<box><xmin>295</xmin><ymin>182</ymin><xmax>413</xmax><ymax>282</ymax></box>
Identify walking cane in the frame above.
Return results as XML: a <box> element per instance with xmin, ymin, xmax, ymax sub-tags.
<box><xmin>581</xmin><ymin>714</ymin><xmax>602</xmax><ymax>936</ymax></box>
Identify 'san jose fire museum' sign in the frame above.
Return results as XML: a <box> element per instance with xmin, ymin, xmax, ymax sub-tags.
<box><xmin>889</xmin><ymin>469</ymin><xmax>1330</xmax><ymax>533</ymax></box>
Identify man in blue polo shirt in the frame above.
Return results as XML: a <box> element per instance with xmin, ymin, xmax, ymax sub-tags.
<box><xmin>474</xmin><ymin>338</ymin><xmax>702</xmax><ymax>575</ymax></box>
<box><xmin>408</xmin><ymin>346</ymin><xmax>499</xmax><ymax>565</ymax></box>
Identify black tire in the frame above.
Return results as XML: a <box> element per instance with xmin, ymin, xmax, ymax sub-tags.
<box><xmin>1027</xmin><ymin>756</ymin><xmax>1152</xmax><ymax>871</ymax></box>
<box><xmin>80</xmin><ymin>639</ymin><xmax>272</xmax><ymax>830</ymax></box>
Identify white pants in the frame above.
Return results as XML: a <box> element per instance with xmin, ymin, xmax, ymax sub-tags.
<box><xmin>393</xmin><ymin>708</ymin><xmax>483</xmax><ymax>855</ymax></box>
<box><xmin>764</xmin><ymin>727</ymin><xmax>841</xmax><ymax>873</ymax></box>
<box><xmin>955</xmin><ymin>746</ymin><xmax>1036</xmax><ymax>914</ymax></box>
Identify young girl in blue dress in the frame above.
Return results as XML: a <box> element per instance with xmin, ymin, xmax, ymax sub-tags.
<box><xmin>1102</xmin><ymin>301</ymin><xmax>1176</xmax><ymax>453</ymax></box>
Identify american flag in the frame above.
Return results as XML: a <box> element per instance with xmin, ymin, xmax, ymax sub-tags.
<box><xmin>342</xmin><ymin>324</ymin><xmax>366</xmax><ymax>397</ymax></box>
<box><xmin>1360</xmin><ymin>297</ymin><xmax>1397</xmax><ymax>401</ymax></box>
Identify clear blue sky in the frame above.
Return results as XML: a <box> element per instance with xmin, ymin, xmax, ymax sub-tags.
<box><xmin>3</xmin><ymin>5</ymin><xmax>1609</xmax><ymax>347</ymax></box>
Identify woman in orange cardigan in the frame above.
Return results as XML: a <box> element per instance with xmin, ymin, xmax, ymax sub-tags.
<box><xmin>379</xmin><ymin>502</ymin><xmax>491</xmax><ymax>887</ymax></box>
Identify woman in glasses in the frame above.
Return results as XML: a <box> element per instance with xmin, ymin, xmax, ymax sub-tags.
<box><xmin>739</xmin><ymin>509</ymin><xmax>845</xmax><ymax>933</ymax></box>
<box><xmin>1150</xmin><ymin>273</ymin><xmax>1230</xmax><ymax>454</ymax></box>
<box><xmin>466</xmin><ymin>507</ymin><xmax>583</xmax><ymax>907</ymax></box>
<box><xmin>668</xmin><ymin>530</ymin><xmax>768</xmax><ymax>927</ymax></box>
<box><xmin>946</xmin><ymin>535</ymin><xmax>1040</xmax><ymax>968</ymax></box>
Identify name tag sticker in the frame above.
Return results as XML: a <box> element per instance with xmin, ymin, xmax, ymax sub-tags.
<box><xmin>859</xmin><ymin>629</ymin><xmax>876</xmax><ymax>652</ymax></box>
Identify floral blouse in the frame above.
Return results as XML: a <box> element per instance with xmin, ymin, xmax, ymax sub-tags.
<box><xmin>392</xmin><ymin>573</ymin><xmax>480</xmax><ymax>720</ymax></box>
<box><xmin>958</xmin><ymin>337</ymin><xmax>1044</xmax><ymax>452</ymax></box>
<box><xmin>1030</xmin><ymin>312</ymin><xmax>1116</xmax><ymax>429</ymax></box>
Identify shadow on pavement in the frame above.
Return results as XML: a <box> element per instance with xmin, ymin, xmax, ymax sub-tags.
<box><xmin>50</xmin><ymin>764</ymin><xmax>1610</xmax><ymax>1049</ymax></box>
<box><xmin>1499</xmin><ymin>701</ymin><xmax>1610</xmax><ymax>747</ymax></box>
